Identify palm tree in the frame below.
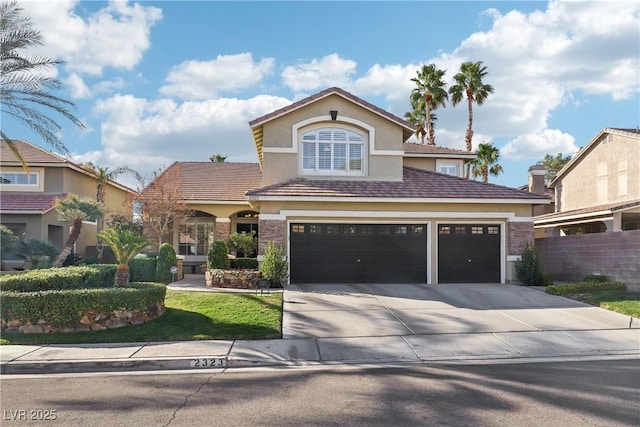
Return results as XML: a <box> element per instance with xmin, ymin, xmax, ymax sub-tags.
<box><xmin>470</xmin><ymin>142</ymin><xmax>504</xmax><ymax>183</ymax></box>
<box><xmin>52</xmin><ymin>194</ymin><xmax>102</xmax><ymax>267</ymax></box>
<box><xmin>209</xmin><ymin>154</ymin><xmax>227</xmax><ymax>162</ymax></box>
<box><xmin>97</xmin><ymin>228</ymin><xmax>149</xmax><ymax>287</ymax></box>
<box><xmin>449</xmin><ymin>61</ymin><xmax>494</xmax><ymax>177</ymax></box>
<box><xmin>80</xmin><ymin>162</ymin><xmax>141</xmax><ymax>261</ymax></box>
<box><xmin>409</xmin><ymin>64</ymin><xmax>448</xmax><ymax>146</ymax></box>
<box><xmin>404</xmin><ymin>103</ymin><xmax>427</xmax><ymax>144</ymax></box>
<box><xmin>0</xmin><ymin>0</ymin><xmax>84</xmax><ymax>168</ymax></box>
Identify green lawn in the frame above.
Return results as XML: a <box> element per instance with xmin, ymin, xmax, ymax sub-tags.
<box><xmin>0</xmin><ymin>290</ymin><xmax>282</xmax><ymax>345</ymax></box>
<box><xmin>566</xmin><ymin>290</ymin><xmax>640</xmax><ymax>318</ymax></box>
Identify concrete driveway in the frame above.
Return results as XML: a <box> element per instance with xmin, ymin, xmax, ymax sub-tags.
<box><xmin>283</xmin><ymin>283</ymin><xmax>638</xmax><ymax>339</ymax></box>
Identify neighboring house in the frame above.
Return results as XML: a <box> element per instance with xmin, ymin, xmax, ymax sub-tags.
<box><xmin>0</xmin><ymin>140</ymin><xmax>134</xmax><ymax>268</ymax></box>
<box><xmin>150</xmin><ymin>87</ymin><xmax>548</xmax><ymax>283</ymax></box>
<box><xmin>519</xmin><ymin>164</ymin><xmax>555</xmax><ymax>238</ymax></box>
<box><xmin>535</xmin><ymin>128</ymin><xmax>640</xmax><ymax>236</ymax></box>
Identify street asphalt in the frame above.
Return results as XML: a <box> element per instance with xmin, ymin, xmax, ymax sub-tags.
<box><xmin>1</xmin><ymin>276</ymin><xmax>638</xmax><ymax>374</ymax></box>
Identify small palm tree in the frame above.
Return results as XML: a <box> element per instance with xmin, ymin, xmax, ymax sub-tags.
<box><xmin>97</xmin><ymin>228</ymin><xmax>149</xmax><ymax>287</ymax></box>
<box><xmin>471</xmin><ymin>142</ymin><xmax>504</xmax><ymax>183</ymax></box>
<box><xmin>404</xmin><ymin>104</ymin><xmax>427</xmax><ymax>144</ymax></box>
<box><xmin>449</xmin><ymin>61</ymin><xmax>494</xmax><ymax>177</ymax></box>
<box><xmin>52</xmin><ymin>194</ymin><xmax>102</xmax><ymax>267</ymax></box>
<box><xmin>80</xmin><ymin>162</ymin><xmax>141</xmax><ymax>261</ymax></box>
<box><xmin>409</xmin><ymin>64</ymin><xmax>448</xmax><ymax>146</ymax></box>
<box><xmin>0</xmin><ymin>1</ymin><xmax>84</xmax><ymax>168</ymax></box>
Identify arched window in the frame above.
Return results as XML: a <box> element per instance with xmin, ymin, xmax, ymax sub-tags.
<box><xmin>300</xmin><ymin>127</ymin><xmax>365</xmax><ymax>174</ymax></box>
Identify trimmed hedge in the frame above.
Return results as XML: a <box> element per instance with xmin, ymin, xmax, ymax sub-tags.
<box><xmin>155</xmin><ymin>243</ymin><xmax>177</xmax><ymax>284</ymax></box>
<box><xmin>545</xmin><ymin>281</ymin><xmax>626</xmax><ymax>296</ymax></box>
<box><xmin>130</xmin><ymin>258</ymin><xmax>157</xmax><ymax>282</ymax></box>
<box><xmin>0</xmin><ymin>265</ymin><xmax>117</xmax><ymax>292</ymax></box>
<box><xmin>1</xmin><ymin>282</ymin><xmax>166</xmax><ymax>327</ymax></box>
<box><xmin>230</xmin><ymin>257</ymin><xmax>258</xmax><ymax>269</ymax></box>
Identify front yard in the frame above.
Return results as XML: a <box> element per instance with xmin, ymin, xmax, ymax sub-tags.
<box><xmin>0</xmin><ymin>290</ymin><xmax>282</xmax><ymax>345</ymax></box>
<box><xmin>565</xmin><ymin>290</ymin><xmax>640</xmax><ymax>318</ymax></box>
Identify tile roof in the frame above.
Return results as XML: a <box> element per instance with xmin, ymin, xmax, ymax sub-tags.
<box><xmin>249</xmin><ymin>87</ymin><xmax>416</xmax><ymax>131</ymax></box>
<box><xmin>0</xmin><ymin>140</ymin><xmax>69</xmax><ymax>164</ymax></box>
<box><xmin>535</xmin><ymin>199</ymin><xmax>640</xmax><ymax>222</ymax></box>
<box><xmin>146</xmin><ymin>162</ymin><xmax>262</xmax><ymax>202</ymax></box>
<box><xmin>0</xmin><ymin>193</ymin><xmax>65</xmax><ymax>212</ymax></box>
<box><xmin>403</xmin><ymin>142</ymin><xmax>476</xmax><ymax>157</ymax></box>
<box><xmin>247</xmin><ymin>167</ymin><xmax>550</xmax><ymax>201</ymax></box>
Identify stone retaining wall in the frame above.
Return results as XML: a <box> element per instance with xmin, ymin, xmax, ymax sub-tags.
<box><xmin>205</xmin><ymin>269</ymin><xmax>261</xmax><ymax>289</ymax></box>
<box><xmin>1</xmin><ymin>301</ymin><xmax>165</xmax><ymax>334</ymax></box>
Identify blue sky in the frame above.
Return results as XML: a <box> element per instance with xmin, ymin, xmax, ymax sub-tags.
<box><xmin>6</xmin><ymin>0</ymin><xmax>640</xmax><ymax>189</ymax></box>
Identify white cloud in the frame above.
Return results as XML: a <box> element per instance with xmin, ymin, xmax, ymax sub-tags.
<box><xmin>20</xmin><ymin>0</ymin><xmax>162</xmax><ymax>76</ymax></box>
<box><xmin>159</xmin><ymin>53</ymin><xmax>276</xmax><ymax>100</ymax></box>
<box><xmin>86</xmin><ymin>94</ymin><xmax>292</xmax><ymax>184</ymax></box>
<box><xmin>64</xmin><ymin>73</ymin><xmax>91</xmax><ymax>99</ymax></box>
<box><xmin>502</xmin><ymin>129</ymin><xmax>578</xmax><ymax>160</ymax></box>
<box><xmin>282</xmin><ymin>54</ymin><xmax>357</xmax><ymax>92</ymax></box>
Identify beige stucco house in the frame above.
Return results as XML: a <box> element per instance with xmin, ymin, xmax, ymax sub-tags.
<box><xmin>535</xmin><ymin>128</ymin><xmax>640</xmax><ymax>235</ymax></box>
<box><xmin>152</xmin><ymin>87</ymin><xmax>549</xmax><ymax>283</ymax></box>
<box><xmin>0</xmin><ymin>140</ymin><xmax>134</xmax><ymax>267</ymax></box>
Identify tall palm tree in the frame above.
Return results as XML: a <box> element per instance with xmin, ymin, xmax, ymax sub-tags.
<box><xmin>97</xmin><ymin>228</ymin><xmax>149</xmax><ymax>287</ymax></box>
<box><xmin>0</xmin><ymin>0</ymin><xmax>84</xmax><ymax>168</ymax></box>
<box><xmin>449</xmin><ymin>61</ymin><xmax>494</xmax><ymax>178</ymax></box>
<box><xmin>409</xmin><ymin>64</ymin><xmax>448</xmax><ymax>146</ymax></box>
<box><xmin>52</xmin><ymin>194</ymin><xmax>102</xmax><ymax>267</ymax></box>
<box><xmin>470</xmin><ymin>142</ymin><xmax>504</xmax><ymax>183</ymax></box>
<box><xmin>404</xmin><ymin>103</ymin><xmax>427</xmax><ymax>144</ymax></box>
<box><xmin>80</xmin><ymin>162</ymin><xmax>141</xmax><ymax>261</ymax></box>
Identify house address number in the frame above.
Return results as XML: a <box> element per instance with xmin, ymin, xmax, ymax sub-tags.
<box><xmin>190</xmin><ymin>357</ymin><xmax>227</xmax><ymax>368</ymax></box>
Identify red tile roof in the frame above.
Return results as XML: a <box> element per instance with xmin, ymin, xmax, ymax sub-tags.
<box><xmin>247</xmin><ymin>167</ymin><xmax>550</xmax><ymax>201</ymax></box>
<box><xmin>0</xmin><ymin>193</ymin><xmax>65</xmax><ymax>213</ymax></box>
<box><xmin>144</xmin><ymin>162</ymin><xmax>262</xmax><ymax>202</ymax></box>
<box><xmin>0</xmin><ymin>140</ymin><xmax>69</xmax><ymax>164</ymax></box>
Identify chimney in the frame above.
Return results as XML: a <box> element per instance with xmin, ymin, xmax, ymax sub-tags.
<box><xmin>528</xmin><ymin>164</ymin><xmax>547</xmax><ymax>195</ymax></box>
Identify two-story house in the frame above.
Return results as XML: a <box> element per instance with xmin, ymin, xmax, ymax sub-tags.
<box><xmin>153</xmin><ymin>87</ymin><xmax>543</xmax><ymax>285</ymax></box>
<box><xmin>535</xmin><ymin>128</ymin><xmax>640</xmax><ymax>235</ymax></box>
<box><xmin>0</xmin><ymin>140</ymin><xmax>134</xmax><ymax>267</ymax></box>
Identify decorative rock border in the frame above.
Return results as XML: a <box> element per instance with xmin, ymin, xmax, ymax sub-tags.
<box><xmin>205</xmin><ymin>269</ymin><xmax>262</xmax><ymax>289</ymax></box>
<box><xmin>1</xmin><ymin>301</ymin><xmax>165</xmax><ymax>334</ymax></box>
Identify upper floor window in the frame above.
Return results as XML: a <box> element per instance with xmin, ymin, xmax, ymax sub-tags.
<box><xmin>300</xmin><ymin>127</ymin><xmax>364</xmax><ymax>174</ymax></box>
<box><xmin>438</xmin><ymin>162</ymin><xmax>459</xmax><ymax>177</ymax></box>
<box><xmin>0</xmin><ymin>171</ymin><xmax>39</xmax><ymax>186</ymax></box>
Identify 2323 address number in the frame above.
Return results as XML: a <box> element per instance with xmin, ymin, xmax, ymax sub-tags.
<box><xmin>190</xmin><ymin>358</ymin><xmax>227</xmax><ymax>368</ymax></box>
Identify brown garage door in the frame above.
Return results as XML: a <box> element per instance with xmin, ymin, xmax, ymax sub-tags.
<box><xmin>438</xmin><ymin>224</ymin><xmax>501</xmax><ymax>283</ymax></box>
<box><xmin>290</xmin><ymin>223</ymin><xmax>427</xmax><ymax>284</ymax></box>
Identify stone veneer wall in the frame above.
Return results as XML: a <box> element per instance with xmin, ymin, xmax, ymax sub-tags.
<box><xmin>258</xmin><ymin>219</ymin><xmax>286</xmax><ymax>254</ymax></box>
<box><xmin>508</xmin><ymin>222</ymin><xmax>534</xmax><ymax>255</ymax></box>
<box><xmin>1</xmin><ymin>302</ymin><xmax>165</xmax><ymax>334</ymax></box>
<box><xmin>535</xmin><ymin>229</ymin><xmax>640</xmax><ymax>290</ymax></box>
<box><xmin>215</xmin><ymin>220</ymin><xmax>231</xmax><ymax>242</ymax></box>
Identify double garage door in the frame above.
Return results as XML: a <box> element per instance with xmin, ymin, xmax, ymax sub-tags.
<box><xmin>289</xmin><ymin>223</ymin><xmax>500</xmax><ymax>284</ymax></box>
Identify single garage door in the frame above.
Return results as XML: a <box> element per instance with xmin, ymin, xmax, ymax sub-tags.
<box><xmin>290</xmin><ymin>223</ymin><xmax>427</xmax><ymax>284</ymax></box>
<box><xmin>438</xmin><ymin>224</ymin><xmax>501</xmax><ymax>283</ymax></box>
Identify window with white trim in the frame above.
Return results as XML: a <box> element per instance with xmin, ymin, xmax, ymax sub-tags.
<box><xmin>438</xmin><ymin>162</ymin><xmax>459</xmax><ymax>176</ymax></box>
<box><xmin>0</xmin><ymin>171</ymin><xmax>39</xmax><ymax>186</ymax></box>
<box><xmin>300</xmin><ymin>127</ymin><xmax>364</xmax><ymax>174</ymax></box>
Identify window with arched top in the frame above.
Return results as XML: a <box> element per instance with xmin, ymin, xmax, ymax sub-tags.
<box><xmin>300</xmin><ymin>127</ymin><xmax>365</xmax><ymax>175</ymax></box>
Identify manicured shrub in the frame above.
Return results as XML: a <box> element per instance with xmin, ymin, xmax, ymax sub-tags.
<box><xmin>259</xmin><ymin>241</ymin><xmax>288</xmax><ymax>287</ymax></box>
<box><xmin>0</xmin><ymin>265</ymin><xmax>117</xmax><ymax>292</ymax></box>
<box><xmin>155</xmin><ymin>243</ymin><xmax>177</xmax><ymax>284</ymax></box>
<box><xmin>546</xmin><ymin>281</ymin><xmax>626</xmax><ymax>296</ymax></box>
<box><xmin>584</xmin><ymin>274</ymin><xmax>609</xmax><ymax>283</ymax></box>
<box><xmin>515</xmin><ymin>243</ymin><xmax>551</xmax><ymax>286</ymax></box>
<box><xmin>208</xmin><ymin>241</ymin><xmax>230</xmax><ymax>269</ymax></box>
<box><xmin>1</xmin><ymin>282</ymin><xmax>166</xmax><ymax>327</ymax></box>
<box><xmin>228</xmin><ymin>231</ymin><xmax>257</xmax><ymax>256</ymax></box>
<box><xmin>130</xmin><ymin>258</ymin><xmax>157</xmax><ymax>282</ymax></box>
<box><xmin>231</xmin><ymin>257</ymin><xmax>258</xmax><ymax>269</ymax></box>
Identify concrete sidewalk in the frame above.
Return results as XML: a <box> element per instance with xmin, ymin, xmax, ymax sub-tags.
<box><xmin>2</xmin><ymin>277</ymin><xmax>639</xmax><ymax>375</ymax></box>
<box><xmin>2</xmin><ymin>328</ymin><xmax>639</xmax><ymax>374</ymax></box>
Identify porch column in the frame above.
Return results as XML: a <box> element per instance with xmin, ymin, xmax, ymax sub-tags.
<box><xmin>215</xmin><ymin>218</ymin><xmax>231</xmax><ymax>242</ymax></box>
<box><xmin>258</xmin><ymin>219</ymin><xmax>286</xmax><ymax>255</ymax></box>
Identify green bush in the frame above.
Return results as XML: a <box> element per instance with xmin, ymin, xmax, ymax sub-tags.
<box><xmin>208</xmin><ymin>241</ymin><xmax>230</xmax><ymax>269</ymax></box>
<box><xmin>259</xmin><ymin>241</ymin><xmax>288</xmax><ymax>287</ymax></box>
<box><xmin>155</xmin><ymin>243</ymin><xmax>177</xmax><ymax>284</ymax></box>
<box><xmin>231</xmin><ymin>257</ymin><xmax>258</xmax><ymax>269</ymax></box>
<box><xmin>228</xmin><ymin>231</ymin><xmax>257</xmax><ymax>256</ymax></box>
<box><xmin>0</xmin><ymin>265</ymin><xmax>117</xmax><ymax>292</ymax></box>
<box><xmin>584</xmin><ymin>274</ymin><xmax>609</xmax><ymax>283</ymax></box>
<box><xmin>546</xmin><ymin>281</ymin><xmax>626</xmax><ymax>296</ymax></box>
<box><xmin>515</xmin><ymin>243</ymin><xmax>551</xmax><ymax>286</ymax></box>
<box><xmin>130</xmin><ymin>258</ymin><xmax>157</xmax><ymax>282</ymax></box>
<box><xmin>1</xmin><ymin>282</ymin><xmax>166</xmax><ymax>327</ymax></box>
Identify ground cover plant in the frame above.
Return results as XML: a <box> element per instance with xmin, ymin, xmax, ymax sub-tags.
<box><xmin>0</xmin><ymin>290</ymin><xmax>282</xmax><ymax>345</ymax></box>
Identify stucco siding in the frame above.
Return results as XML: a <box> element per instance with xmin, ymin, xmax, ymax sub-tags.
<box><xmin>403</xmin><ymin>157</ymin><xmax>436</xmax><ymax>171</ymax></box>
